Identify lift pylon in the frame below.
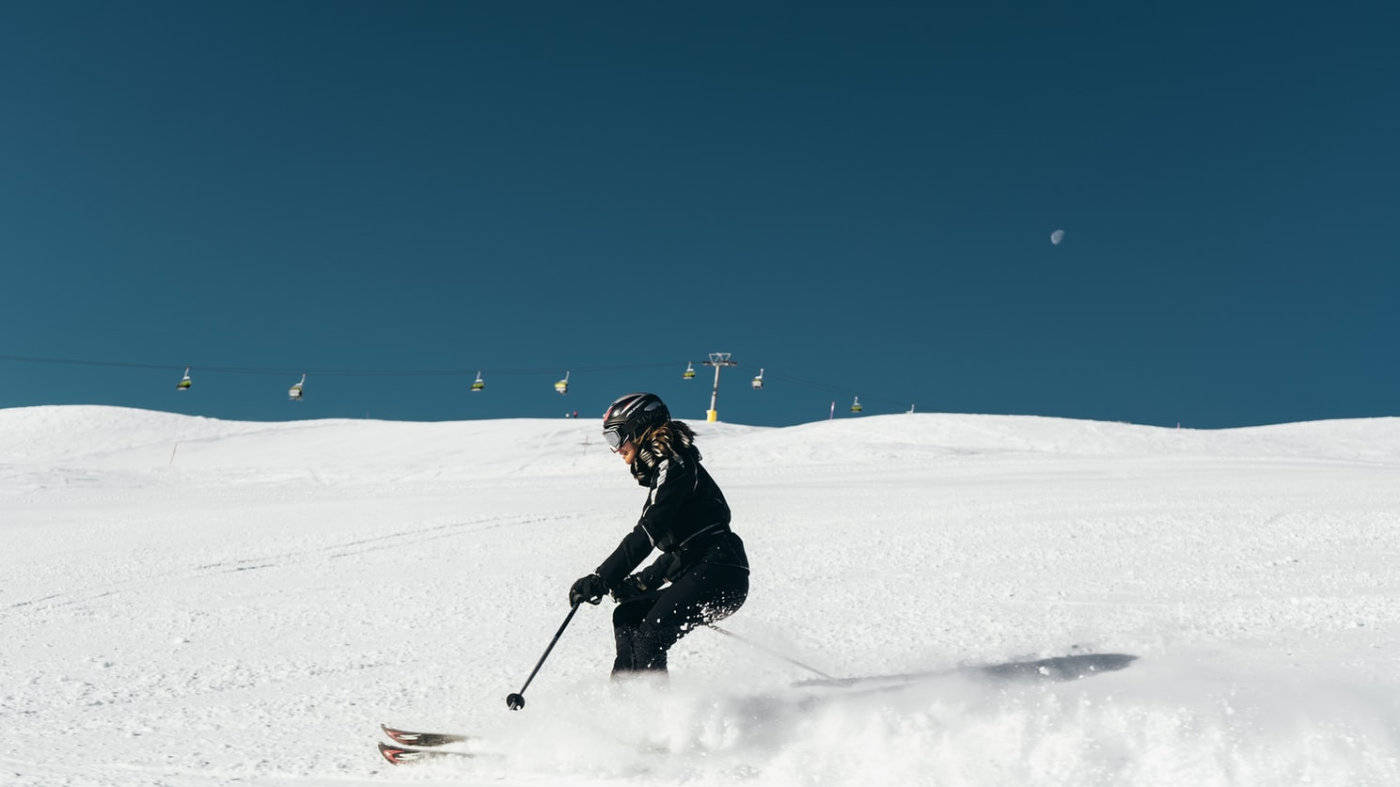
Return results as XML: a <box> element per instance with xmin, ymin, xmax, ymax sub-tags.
<box><xmin>701</xmin><ymin>352</ymin><xmax>738</xmax><ymax>422</ymax></box>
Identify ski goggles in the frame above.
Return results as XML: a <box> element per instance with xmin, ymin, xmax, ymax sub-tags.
<box><xmin>603</xmin><ymin>427</ymin><xmax>626</xmax><ymax>451</ymax></box>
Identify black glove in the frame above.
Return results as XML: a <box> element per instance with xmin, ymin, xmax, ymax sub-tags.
<box><xmin>569</xmin><ymin>573</ymin><xmax>607</xmax><ymax>607</ymax></box>
<box><xmin>637</xmin><ymin>554</ymin><xmax>679</xmax><ymax>590</ymax></box>
<box><xmin>611</xmin><ymin>574</ymin><xmax>648</xmax><ymax>603</ymax></box>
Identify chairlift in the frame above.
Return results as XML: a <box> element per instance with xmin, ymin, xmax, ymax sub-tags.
<box><xmin>683</xmin><ymin>361</ymin><xmax>696</xmax><ymax>380</ymax></box>
<box><xmin>288</xmin><ymin>373</ymin><xmax>306</xmax><ymax>401</ymax></box>
<box><xmin>751</xmin><ymin>368</ymin><xmax>764</xmax><ymax>390</ymax></box>
<box><xmin>554</xmin><ymin>371</ymin><xmax>570</xmax><ymax>395</ymax></box>
<box><xmin>177</xmin><ymin>367</ymin><xmax>192</xmax><ymax>391</ymax></box>
<box><xmin>470</xmin><ymin>371</ymin><xmax>485</xmax><ymax>392</ymax></box>
<box><xmin>850</xmin><ymin>395</ymin><xmax>862</xmax><ymax>414</ymax></box>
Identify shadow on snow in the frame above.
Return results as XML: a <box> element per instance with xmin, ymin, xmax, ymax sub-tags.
<box><xmin>792</xmin><ymin>652</ymin><xmax>1139</xmax><ymax>690</ymax></box>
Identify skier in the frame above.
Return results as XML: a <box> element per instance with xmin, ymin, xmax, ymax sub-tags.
<box><xmin>569</xmin><ymin>393</ymin><xmax>749</xmax><ymax>676</ymax></box>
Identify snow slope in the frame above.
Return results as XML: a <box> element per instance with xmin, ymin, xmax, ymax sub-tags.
<box><xmin>2</xmin><ymin>405</ymin><xmax>1399</xmax><ymax>785</ymax></box>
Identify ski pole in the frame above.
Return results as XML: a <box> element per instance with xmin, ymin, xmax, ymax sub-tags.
<box><xmin>507</xmin><ymin>602</ymin><xmax>582</xmax><ymax>711</ymax></box>
<box><xmin>707</xmin><ymin>624</ymin><xmax>835</xmax><ymax>680</ymax></box>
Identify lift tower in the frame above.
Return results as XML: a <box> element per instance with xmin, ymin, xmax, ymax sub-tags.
<box><xmin>701</xmin><ymin>352</ymin><xmax>738</xmax><ymax>422</ymax></box>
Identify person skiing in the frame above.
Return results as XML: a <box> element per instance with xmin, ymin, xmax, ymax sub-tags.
<box><xmin>569</xmin><ymin>393</ymin><xmax>749</xmax><ymax>676</ymax></box>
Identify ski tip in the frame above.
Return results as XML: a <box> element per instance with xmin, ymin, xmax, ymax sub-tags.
<box><xmin>377</xmin><ymin>740</ymin><xmax>476</xmax><ymax>766</ymax></box>
<box><xmin>378</xmin><ymin>741</ymin><xmax>408</xmax><ymax>766</ymax></box>
<box><xmin>380</xmin><ymin>723</ymin><xmax>472</xmax><ymax>747</ymax></box>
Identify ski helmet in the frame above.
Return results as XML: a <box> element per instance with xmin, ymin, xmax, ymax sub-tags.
<box><xmin>602</xmin><ymin>392</ymin><xmax>669</xmax><ymax>450</ymax></box>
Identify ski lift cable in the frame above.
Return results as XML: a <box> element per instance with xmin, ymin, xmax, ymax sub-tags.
<box><xmin>0</xmin><ymin>352</ymin><xmax>919</xmax><ymax>412</ymax></box>
<box><xmin>0</xmin><ymin>353</ymin><xmax>677</xmax><ymax>378</ymax></box>
<box><xmin>765</xmin><ymin>370</ymin><xmax>913</xmax><ymax>411</ymax></box>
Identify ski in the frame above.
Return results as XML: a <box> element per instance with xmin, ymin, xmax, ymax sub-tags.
<box><xmin>380</xmin><ymin>723</ymin><xmax>474</xmax><ymax>748</ymax></box>
<box><xmin>378</xmin><ymin>741</ymin><xmax>475</xmax><ymax>766</ymax></box>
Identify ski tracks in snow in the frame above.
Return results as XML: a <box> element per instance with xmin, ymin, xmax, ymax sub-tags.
<box><xmin>1</xmin><ymin>512</ymin><xmax>579</xmax><ymax>621</ymax></box>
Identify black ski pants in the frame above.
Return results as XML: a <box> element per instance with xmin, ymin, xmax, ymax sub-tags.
<box><xmin>612</xmin><ymin>562</ymin><xmax>748</xmax><ymax>675</ymax></box>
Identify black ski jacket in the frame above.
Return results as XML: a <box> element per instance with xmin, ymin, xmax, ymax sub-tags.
<box><xmin>595</xmin><ymin>432</ymin><xmax>747</xmax><ymax>591</ymax></box>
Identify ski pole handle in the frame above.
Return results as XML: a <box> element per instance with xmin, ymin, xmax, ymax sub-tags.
<box><xmin>507</xmin><ymin>602</ymin><xmax>582</xmax><ymax>711</ymax></box>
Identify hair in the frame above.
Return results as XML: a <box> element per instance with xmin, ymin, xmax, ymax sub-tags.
<box><xmin>631</xmin><ymin>419</ymin><xmax>700</xmax><ymax>483</ymax></box>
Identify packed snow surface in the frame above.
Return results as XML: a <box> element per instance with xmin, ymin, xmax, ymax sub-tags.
<box><xmin>3</xmin><ymin>405</ymin><xmax>1399</xmax><ymax>785</ymax></box>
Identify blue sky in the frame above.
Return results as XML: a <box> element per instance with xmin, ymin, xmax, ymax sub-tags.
<box><xmin>2</xmin><ymin>2</ymin><xmax>1395</xmax><ymax>427</ymax></box>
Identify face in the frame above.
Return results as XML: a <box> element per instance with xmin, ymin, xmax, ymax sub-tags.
<box><xmin>617</xmin><ymin>441</ymin><xmax>637</xmax><ymax>464</ymax></box>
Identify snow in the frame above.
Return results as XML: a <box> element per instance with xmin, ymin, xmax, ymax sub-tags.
<box><xmin>2</xmin><ymin>404</ymin><xmax>1399</xmax><ymax>785</ymax></box>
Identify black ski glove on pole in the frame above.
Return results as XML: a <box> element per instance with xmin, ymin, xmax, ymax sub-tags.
<box><xmin>610</xmin><ymin>553</ymin><xmax>681</xmax><ymax>602</ymax></box>
<box><xmin>569</xmin><ymin>573</ymin><xmax>607</xmax><ymax>606</ymax></box>
<box><xmin>637</xmin><ymin>553</ymin><xmax>680</xmax><ymax>589</ymax></box>
<box><xmin>611</xmin><ymin>574</ymin><xmax>647</xmax><ymax>602</ymax></box>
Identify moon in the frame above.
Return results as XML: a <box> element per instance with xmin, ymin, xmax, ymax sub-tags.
<box><xmin>1050</xmin><ymin>229</ymin><xmax>1065</xmax><ymax>245</ymax></box>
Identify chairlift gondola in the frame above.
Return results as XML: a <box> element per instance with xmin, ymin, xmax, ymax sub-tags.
<box><xmin>177</xmin><ymin>367</ymin><xmax>192</xmax><ymax>391</ymax></box>
<box><xmin>470</xmin><ymin>371</ymin><xmax>485</xmax><ymax>392</ymax></box>
<box><xmin>683</xmin><ymin>361</ymin><xmax>696</xmax><ymax>380</ymax></box>
<box><xmin>850</xmin><ymin>395</ymin><xmax>862</xmax><ymax>414</ymax></box>
<box><xmin>554</xmin><ymin>371</ymin><xmax>570</xmax><ymax>395</ymax></box>
<box><xmin>289</xmin><ymin>373</ymin><xmax>306</xmax><ymax>401</ymax></box>
<box><xmin>751</xmin><ymin>368</ymin><xmax>764</xmax><ymax>390</ymax></box>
